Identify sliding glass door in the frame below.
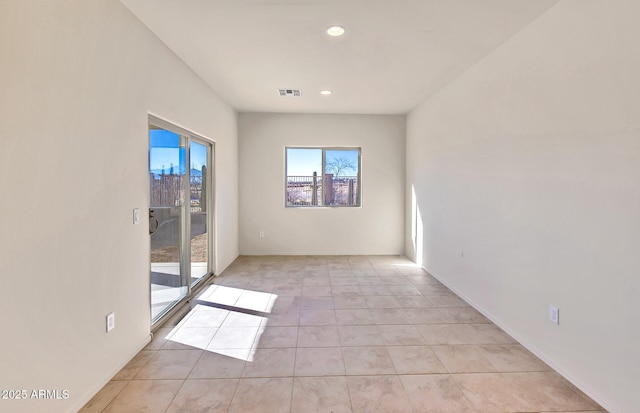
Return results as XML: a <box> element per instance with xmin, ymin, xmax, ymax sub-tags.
<box><xmin>189</xmin><ymin>140</ymin><xmax>210</xmax><ymax>286</ymax></box>
<box><xmin>149</xmin><ymin>117</ymin><xmax>214</xmax><ymax>323</ymax></box>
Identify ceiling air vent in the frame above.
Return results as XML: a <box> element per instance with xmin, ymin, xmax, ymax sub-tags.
<box><xmin>278</xmin><ymin>89</ymin><xmax>301</xmax><ymax>97</ymax></box>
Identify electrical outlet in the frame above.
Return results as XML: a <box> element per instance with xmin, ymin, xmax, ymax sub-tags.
<box><xmin>106</xmin><ymin>312</ymin><xmax>115</xmax><ymax>332</ymax></box>
<box><xmin>549</xmin><ymin>305</ymin><xmax>559</xmax><ymax>325</ymax></box>
<box><xmin>259</xmin><ymin>231</ymin><xmax>265</xmax><ymax>238</ymax></box>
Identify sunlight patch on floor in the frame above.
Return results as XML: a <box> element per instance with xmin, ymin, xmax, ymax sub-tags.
<box><xmin>161</xmin><ymin>286</ymin><xmax>278</xmax><ymax>362</ymax></box>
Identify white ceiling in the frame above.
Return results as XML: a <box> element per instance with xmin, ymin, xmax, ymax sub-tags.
<box><xmin>120</xmin><ymin>0</ymin><xmax>559</xmax><ymax>114</ymax></box>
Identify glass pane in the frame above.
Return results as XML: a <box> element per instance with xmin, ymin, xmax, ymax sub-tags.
<box><xmin>286</xmin><ymin>148</ymin><xmax>322</xmax><ymax>206</ymax></box>
<box><xmin>324</xmin><ymin>149</ymin><xmax>360</xmax><ymax>206</ymax></box>
<box><xmin>190</xmin><ymin>141</ymin><xmax>209</xmax><ymax>286</ymax></box>
<box><xmin>149</xmin><ymin>127</ymin><xmax>188</xmax><ymax>322</ymax></box>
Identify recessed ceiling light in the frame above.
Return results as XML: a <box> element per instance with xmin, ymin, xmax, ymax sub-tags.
<box><xmin>326</xmin><ymin>25</ymin><xmax>345</xmax><ymax>37</ymax></box>
<box><xmin>320</xmin><ymin>90</ymin><xmax>332</xmax><ymax>95</ymax></box>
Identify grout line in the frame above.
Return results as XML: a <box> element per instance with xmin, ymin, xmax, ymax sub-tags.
<box><xmin>161</xmin><ymin>378</ymin><xmax>187</xmax><ymax>413</ymax></box>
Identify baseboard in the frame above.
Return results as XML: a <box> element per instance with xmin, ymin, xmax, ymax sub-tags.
<box><xmin>67</xmin><ymin>334</ymin><xmax>152</xmax><ymax>413</ymax></box>
<box><xmin>423</xmin><ymin>265</ymin><xmax>620</xmax><ymax>413</ymax></box>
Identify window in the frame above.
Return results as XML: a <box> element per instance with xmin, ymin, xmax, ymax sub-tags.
<box><xmin>286</xmin><ymin>147</ymin><xmax>361</xmax><ymax>207</ymax></box>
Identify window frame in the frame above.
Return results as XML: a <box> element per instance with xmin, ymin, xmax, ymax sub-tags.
<box><xmin>285</xmin><ymin>146</ymin><xmax>362</xmax><ymax>208</ymax></box>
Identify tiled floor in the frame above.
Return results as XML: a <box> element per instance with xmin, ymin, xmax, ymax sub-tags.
<box><xmin>81</xmin><ymin>255</ymin><xmax>606</xmax><ymax>413</ymax></box>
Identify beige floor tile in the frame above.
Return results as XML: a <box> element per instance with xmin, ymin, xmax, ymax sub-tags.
<box><xmin>200</xmin><ymin>285</ymin><xmax>242</xmax><ymax>306</ymax></box>
<box><xmin>417</xmin><ymin>324</ymin><xmax>477</xmax><ymax>345</ymax></box>
<box><xmin>416</xmin><ymin>284</ymin><xmax>452</xmax><ymax>295</ymax></box>
<box><xmin>331</xmin><ymin>285</ymin><xmax>363</xmax><ymax>296</ymax></box>
<box><xmin>342</xmin><ymin>346</ymin><xmax>396</xmax><ymax>375</ymax></box>
<box><xmin>422</xmin><ymin>287</ymin><xmax>469</xmax><ymax>307</ymax></box>
<box><xmin>349</xmin><ymin>268</ymin><xmax>374</xmax><ymax>276</ymax></box>
<box><xmin>297</xmin><ymin>325</ymin><xmax>341</xmax><ymax>347</ymax></box>
<box><xmin>380</xmin><ymin>276</ymin><xmax>412</xmax><ymax>285</ymax></box>
<box><xmin>275</xmin><ymin>277</ymin><xmax>304</xmax><ymax>287</ymax></box>
<box><xmin>365</xmin><ymin>296</ymin><xmax>401</xmax><ymax>308</ymax></box>
<box><xmin>338</xmin><ymin>325</ymin><xmax>385</xmax><ymax>346</ymax></box>
<box><xmin>330</xmin><ymin>276</ymin><xmax>360</xmax><ymax>286</ymax></box>
<box><xmin>213</xmin><ymin>347</ymin><xmax>255</xmax><ymax>360</ymax></box>
<box><xmin>335</xmin><ymin>309</ymin><xmax>375</xmax><ymax>325</ymax></box>
<box><xmin>467</xmin><ymin>324</ymin><xmax>517</xmax><ymax>344</ymax></box>
<box><xmin>299</xmin><ymin>308</ymin><xmax>337</xmax><ymax>325</ymax></box>
<box><xmin>438</xmin><ymin>307</ymin><xmax>491</xmax><ymax>324</ymax></box>
<box><xmin>397</xmin><ymin>296</ymin><xmax>435</xmax><ymax>308</ymax></box>
<box><xmin>92</xmin><ymin>256</ymin><xmax>606</xmax><ymax>413</ymax></box>
<box><xmin>370</xmin><ymin>308</ymin><xmax>412</xmax><ymax>324</ymax></box>
<box><xmin>387</xmin><ymin>345</ymin><xmax>447</xmax><ymax>374</ymax></box>
<box><xmin>241</xmin><ymin>347</ymin><xmax>296</xmax><ymax>377</ymax></box>
<box><xmin>144</xmin><ymin>327</ymin><xmax>173</xmax><ymax>350</ymax></box>
<box><xmin>376</xmin><ymin>269</ymin><xmax>404</xmax><ymax>277</ymax></box>
<box><xmin>295</xmin><ymin>347</ymin><xmax>346</xmax><ymax>376</ymax></box>
<box><xmin>378</xmin><ymin>324</ymin><xmax>427</xmax><ymax>345</ymax></box>
<box><xmin>255</xmin><ymin>326</ymin><xmax>298</xmax><ymax>348</ymax></box>
<box><xmin>245</xmin><ymin>279</ymin><xmax>276</xmax><ymax>292</ymax></box>
<box><xmin>291</xmin><ymin>376</ymin><xmax>352</xmax><ymax>413</ymax></box>
<box><xmin>271</xmin><ymin>296</ymin><xmax>298</xmax><ymax>311</ymax></box>
<box><xmin>478</xmin><ymin>344</ymin><xmax>550</xmax><ymax>372</ymax></box>
<box><xmin>356</xmin><ymin>276</ymin><xmax>385</xmax><ymax>285</ymax></box>
<box><xmin>302</xmin><ymin>285</ymin><xmax>333</xmax><ymax>296</ymax></box>
<box><xmin>404</xmin><ymin>308</ymin><xmax>447</xmax><ymax>324</ymax></box>
<box><xmin>507</xmin><ymin>372</ymin><xmax>601</xmax><ymax>411</ymax></box>
<box><xmin>180</xmin><ymin>306</ymin><xmax>230</xmax><ymax>328</ymax></box>
<box><xmin>273</xmin><ymin>285</ymin><xmax>303</xmax><ymax>296</ymax></box>
<box><xmin>162</xmin><ymin>327</ymin><xmax>217</xmax><ymax>350</ymax></box>
<box><xmin>387</xmin><ymin>285</ymin><xmax>422</xmax><ymax>296</ymax></box>
<box><xmin>347</xmin><ymin>375</ymin><xmax>413</xmax><ymax>413</ymax></box>
<box><xmin>359</xmin><ymin>285</ymin><xmax>393</xmax><ymax>295</ymax></box>
<box><xmin>432</xmin><ymin>345</ymin><xmax>497</xmax><ymax>373</ymax></box>
<box><xmin>406</xmin><ymin>274</ymin><xmax>438</xmax><ymax>284</ymax></box>
<box><xmin>228</xmin><ymin>378</ymin><xmax>293</xmax><ymax>413</ymax></box>
<box><xmin>418</xmin><ymin>323</ymin><xmax>515</xmax><ymax>345</ymax></box>
<box><xmin>299</xmin><ymin>296</ymin><xmax>335</xmax><ymax>309</ymax></box>
<box><xmin>400</xmin><ymin>374</ymin><xmax>477</xmax><ymax>413</ymax></box>
<box><xmin>453</xmin><ymin>373</ymin><xmax>533</xmax><ymax>412</ymax></box>
<box><xmin>540</xmin><ymin>411</ymin><xmax>606</xmax><ymax>413</ymax></box>
<box><xmin>79</xmin><ymin>380</ymin><xmax>127</xmax><ymax>413</ymax></box>
<box><xmin>103</xmin><ymin>380</ymin><xmax>183</xmax><ymax>413</ymax></box>
<box><xmin>188</xmin><ymin>351</ymin><xmax>247</xmax><ymax>379</ymax></box>
<box><xmin>425</xmin><ymin>294</ymin><xmax>470</xmax><ymax>307</ymax></box>
<box><xmin>267</xmin><ymin>309</ymin><xmax>300</xmax><ymax>326</ymax></box>
<box><xmin>303</xmin><ymin>275</ymin><xmax>331</xmax><ymax>286</ymax></box>
<box><xmin>221</xmin><ymin>311</ymin><xmax>266</xmax><ymax>327</ymax></box>
<box><xmin>112</xmin><ymin>350</ymin><xmax>156</xmax><ymax>380</ymax></box>
<box><xmin>334</xmin><ymin>296</ymin><xmax>369</xmax><ymax>309</ymax></box>
<box><xmin>207</xmin><ymin>326</ymin><xmax>260</xmax><ymax>350</ymax></box>
<box><xmin>135</xmin><ymin>349</ymin><xmax>203</xmax><ymax>379</ymax></box>
<box><xmin>165</xmin><ymin>379</ymin><xmax>238</xmax><ymax>413</ymax></box>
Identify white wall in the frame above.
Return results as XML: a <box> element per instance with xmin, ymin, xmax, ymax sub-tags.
<box><xmin>0</xmin><ymin>1</ymin><xmax>238</xmax><ymax>412</ymax></box>
<box><xmin>239</xmin><ymin>113</ymin><xmax>405</xmax><ymax>255</ymax></box>
<box><xmin>406</xmin><ymin>1</ymin><xmax>640</xmax><ymax>412</ymax></box>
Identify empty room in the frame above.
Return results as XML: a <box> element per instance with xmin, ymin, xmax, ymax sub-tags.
<box><xmin>1</xmin><ymin>1</ymin><xmax>638</xmax><ymax>412</ymax></box>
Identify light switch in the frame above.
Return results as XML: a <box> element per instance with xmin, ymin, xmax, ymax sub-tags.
<box><xmin>549</xmin><ymin>305</ymin><xmax>559</xmax><ymax>325</ymax></box>
<box><xmin>133</xmin><ymin>208</ymin><xmax>140</xmax><ymax>225</ymax></box>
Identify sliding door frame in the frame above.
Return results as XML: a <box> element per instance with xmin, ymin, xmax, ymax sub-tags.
<box><xmin>148</xmin><ymin>114</ymin><xmax>215</xmax><ymax>327</ymax></box>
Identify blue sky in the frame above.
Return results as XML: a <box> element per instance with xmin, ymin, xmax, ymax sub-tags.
<box><xmin>287</xmin><ymin>148</ymin><xmax>359</xmax><ymax>176</ymax></box>
<box><xmin>149</xmin><ymin>129</ymin><xmax>208</xmax><ymax>174</ymax></box>
<box><xmin>286</xmin><ymin>148</ymin><xmax>322</xmax><ymax>176</ymax></box>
